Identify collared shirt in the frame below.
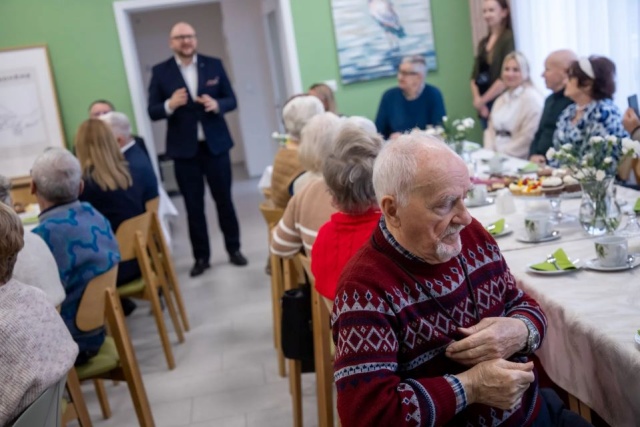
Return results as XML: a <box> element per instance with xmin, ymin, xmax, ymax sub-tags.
<box><xmin>120</xmin><ymin>138</ymin><xmax>136</xmax><ymax>154</ymax></box>
<box><xmin>164</xmin><ymin>54</ymin><xmax>205</xmax><ymax>141</ymax></box>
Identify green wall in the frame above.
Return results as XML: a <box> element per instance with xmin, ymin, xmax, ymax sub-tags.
<box><xmin>0</xmin><ymin>0</ymin><xmax>136</xmax><ymax>148</ymax></box>
<box><xmin>290</xmin><ymin>0</ymin><xmax>482</xmax><ymax>142</ymax></box>
<box><xmin>0</xmin><ymin>0</ymin><xmax>481</xmax><ymax>149</ymax></box>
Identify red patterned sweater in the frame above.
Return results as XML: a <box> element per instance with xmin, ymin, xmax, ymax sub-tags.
<box><xmin>331</xmin><ymin>218</ymin><xmax>546</xmax><ymax>426</ymax></box>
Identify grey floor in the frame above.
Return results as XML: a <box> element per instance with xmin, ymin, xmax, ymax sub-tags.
<box><xmin>71</xmin><ymin>168</ymin><xmax>320</xmax><ymax>427</ymax></box>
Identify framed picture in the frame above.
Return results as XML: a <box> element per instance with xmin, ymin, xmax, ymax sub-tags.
<box><xmin>0</xmin><ymin>45</ymin><xmax>65</xmax><ymax>179</ymax></box>
<box><xmin>331</xmin><ymin>0</ymin><xmax>437</xmax><ymax>84</ymax></box>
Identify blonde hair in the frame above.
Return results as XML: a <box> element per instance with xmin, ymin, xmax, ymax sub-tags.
<box><xmin>298</xmin><ymin>112</ymin><xmax>342</xmax><ymax>172</ymax></box>
<box><xmin>309</xmin><ymin>83</ymin><xmax>337</xmax><ymax>114</ymax></box>
<box><xmin>74</xmin><ymin>119</ymin><xmax>132</xmax><ymax>191</ymax></box>
<box><xmin>502</xmin><ymin>51</ymin><xmax>532</xmax><ymax>85</ymax></box>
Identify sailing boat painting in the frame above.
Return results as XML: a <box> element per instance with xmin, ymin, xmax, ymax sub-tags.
<box><xmin>331</xmin><ymin>0</ymin><xmax>437</xmax><ymax>84</ymax></box>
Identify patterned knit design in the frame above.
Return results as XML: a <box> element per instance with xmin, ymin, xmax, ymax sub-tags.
<box><xmin>32</xmin><ymin>201</ymin><xmax>120</xmax><ymax>356</ymax></box>
<box><xmin>331</xmin><ymin>219</ymin><xmax>546</xmax><ymax>426</ymax></box>
<box><xmin>0</xmin><ymin>279</ymin><xmax>78</xmax><ymax>425</ymax></box>
<box><xmin>270</xmin><ymin>177</ymin><xmax>337</xmax><ymax>257</ymax></box>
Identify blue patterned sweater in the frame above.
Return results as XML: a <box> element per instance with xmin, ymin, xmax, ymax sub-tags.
<box><xmin>32</xmin><ymin>201</ymin><xmax>120</xmax><ymax>356</ymax></box>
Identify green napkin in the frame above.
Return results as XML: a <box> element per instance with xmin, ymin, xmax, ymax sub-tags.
<box><xmin>20</xmin><ymin>215</ymin><xmax>38</xmax><ymax>225</ymax></box>
<box><xmin>634</xmin><ymin>198</ymin><xmax>640</xmax><ymax>213</ymax></box>
<box><xmin>485</xmin><ymin>218</ymin><xmax>505</xmax><ymax>235</ymax></box>
<box><xmin>518</xmin><ymin>162</ymin><xmax>538</xmax><ymax>173</ymax></box>
<box><xmin>530</xmin><ymin>248</ymin><xmax>576</xmax><ymax>271</ymax></box>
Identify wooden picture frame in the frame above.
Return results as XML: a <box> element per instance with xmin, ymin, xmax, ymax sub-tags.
<box><xmin>0</xmin><ymin>45</ymin><xmax>65</xmax><ymax>179</ymax></box>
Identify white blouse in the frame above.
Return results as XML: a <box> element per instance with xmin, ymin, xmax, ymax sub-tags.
<box><xmin>485</xmin><ymin>85</ymin><xmax>544</xmax><ymax>159</ymax></box>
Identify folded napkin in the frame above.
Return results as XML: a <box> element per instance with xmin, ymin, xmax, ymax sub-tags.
<box><xmin>20</xmin><ymin>215</ymin><xmax>39</xmax><ymax>225</ymax></box>
<box><xmin>530</xmin><ymin>248</ymin><xmax>576</xmax><ymax>271</ymax></box>
<box><xmin>518</xmin><ymin>162</ymin><xmax>538</xmax><ymax>173</ymax></box>
<box><xmin>485</xmin><ymin>218</ymin><xmax>505</xmax><ymax>235</ymax></box>
<box><xmin>634</xmin><ymin>198</ymin><xmax>640</xmax><ymax>213</ymax></box>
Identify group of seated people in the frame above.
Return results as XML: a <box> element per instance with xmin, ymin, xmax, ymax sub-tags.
<box><xmin>0</xmin><ymin>102</ymin><xmax>161</xmax><ymax>423</ymax></box>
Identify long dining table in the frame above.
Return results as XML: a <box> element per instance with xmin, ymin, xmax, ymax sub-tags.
<box><xmin>467</xmin><ymin>149</ymin><xmax>640</xmax><ymax>426</ymax></box>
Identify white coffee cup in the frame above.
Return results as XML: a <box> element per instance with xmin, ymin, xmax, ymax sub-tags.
<box><xmin>468</xmin><ymin>185</ymin><xmax>488</xmax><ymax>204</ymax></box>
<box><xmin>488</xmin><ymin>155</ymin><xmax>504</xmax><ymax>174</ymax></box>
<box><xmin>595</xmin><ymin>236</ymin><xmax>628</xmax><ymax>267</ymax></box>
<box><xmin>524</xmin><ymin>213</ymin><xmax>552</xmax><ymax>241</ymax></box>
<box><xmin>495</xmin><ymin>189</ymin><xmax>516</xmax><ymax>215</ymax></box>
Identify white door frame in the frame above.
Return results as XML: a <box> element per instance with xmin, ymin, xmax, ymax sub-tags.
<box><xmin>113</xmin><ymin>0</ymin><xmax>302</xmax><ymax>173</ymax></box>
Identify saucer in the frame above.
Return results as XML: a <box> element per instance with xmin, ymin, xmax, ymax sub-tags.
<box><xmin>486</xmin><ymin>224</ymin><xmax>513</xmax><ymax>238</ymax></box>
<box><xmin>465</xmin><ymin>197</ymin><xmax>495</xmax><ymax>208</ymax></box>
<box><xmin>584</xmin><ymin>257</ymin><xmax>640</xmax><ymax>272</ymax></box>
<box><xmin>515</xmin><ymin>231</ymin><xmax>561</xmax><ymax>244</ymax></box>
<box><xmin>526</xmin><ymin>259</ymin><xmax>582</xmax><ymax>275</ymax></box>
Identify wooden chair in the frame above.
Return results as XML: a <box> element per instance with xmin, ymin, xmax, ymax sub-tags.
<box><xmin>258</xmin><ymin>201</ymin><xmax>286</xmax><ymax>377</ymax></box>
<box><xmin>282</xmin><ymin>256</ymin><xmax>303</xmax><ymax>427</ymax></box>
<box><xmin>61</xmin><ymin>368</ymin><xmax>92</xmax><ymax>427</ymax></box>
<box><xmin>116</xmin><ymin>212</ymin><xmax>184</xmax><ymax>370</ymax></box>
<box><xmin>298</xmin><ymin>254</ymin><xmax>335</xmax><ymax>427</ymax></box>
<box><xmin>145</xmin><ymin>198</ymin><xmax>190</xmax><ymax>332</ymax></box>
<box><xmin>71</xmin><ymin>267</ymin><xmax>155</xmax><ymax>427</ymax></box>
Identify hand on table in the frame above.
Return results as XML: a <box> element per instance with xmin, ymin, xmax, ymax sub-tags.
<box><xmin>196</xmin><ymin>94</ymin><xmax>219</xmax><ymax>113</ymax></box>
<box><xmin>445</xmin><ymin>317</ymin><xmax>528</xmax><ymax>366</ymax></box>
<box><xmin>623</xmin><ymin>107</ymin><xmax>640</xmax><ymax>134</ymax></box>
<box><xmin>455</xmin><ymin>359</ymin><xmax>535</xmax><ymax>410</ymax></box>
<box><xmin>529</xmin><ymin>154</ymin><xmax>547</xmax><ymax>166</ymax></box>
<box><xmin>168</xmin><ymin>88</ymin><xmax>188</xmax><ymax>110</ymax></box>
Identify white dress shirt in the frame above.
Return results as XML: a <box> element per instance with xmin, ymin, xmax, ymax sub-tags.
<box><xmin>164</xmin><ymin>54</ymin><xmax>205</xmax><ymax>141</ymax></box>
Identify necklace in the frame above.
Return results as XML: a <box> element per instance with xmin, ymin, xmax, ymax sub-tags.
<box><xmin>371</xmin><ymin>235</ymin><xmax>480</xmax><ymax>329</ymax></box>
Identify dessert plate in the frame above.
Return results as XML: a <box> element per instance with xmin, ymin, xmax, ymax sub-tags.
<box><xmin>526</xmin><ymin>259</ymin><xmax>582</xmax><ymax>275</ymax></box>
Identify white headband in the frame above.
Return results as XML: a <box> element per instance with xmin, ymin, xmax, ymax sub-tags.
<box><xmin>578</xmin><ymin>57</ymin><xmax>595</xmax><ymax>79</ymax></box>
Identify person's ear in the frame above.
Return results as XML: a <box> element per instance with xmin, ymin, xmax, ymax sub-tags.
<box><xmin>30</xmin><ymin>180</ymin><xmax>36</xmax><ymax>195</ymax></box>
<box><xmin>78</xmin><ymin>180</ymin><xmax>84</xmax><ymax>197</ymax></box>
<box><xmin>380</xmin><ymin>195</ymin><xmax>401</xmax><ymax>227</ymax></box>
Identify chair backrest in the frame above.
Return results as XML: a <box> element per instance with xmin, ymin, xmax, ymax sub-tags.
<box><xmin>115</xmin><ymin>212</ymin><xmax>152</xmax><ymax>262</ymax></box>
<box><xmin>11</xmin><ymin>375</ymin><xmax>66</xmax><ymax>427</ymax></box>
<box><xmin>259</xmin><ymin>201</ymin><xmax>285</xmax><ymax>230</ymax></box>
<box><xmin>145</xmin><ymin>197</ymin><xmax>160</xmax><ymax>214</ymax></box>
<box><xmin>76</xmin><ymin>266</ymin><xmax>118</xmax><ymax>332</ymax></box>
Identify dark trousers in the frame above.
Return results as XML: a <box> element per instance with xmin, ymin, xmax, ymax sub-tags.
<box><xmin>532</xmin><ymin>388</ymin><xmax>593</xmax><ymax>427</ymax></box>
<box><xmin>173</xmin><ymin>144</ymin><xmax>240</xmax><ymax>261</ymax></box>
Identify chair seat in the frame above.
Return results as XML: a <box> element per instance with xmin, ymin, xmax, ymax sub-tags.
<box><xmin>117</xmin><ymin>278</ymin><xmax>145</xmax><ymax>297</ymax></box>
<box><xmin>76</xmin><ymin>337</ymin><xmax>120</xmax><ymax>379</ymax></box>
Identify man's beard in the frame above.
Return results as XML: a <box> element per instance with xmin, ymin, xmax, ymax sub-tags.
<box><xmin>435</xmin><ymin>224</ymin><xmax>465</xmax><ymax>262</ymax></box>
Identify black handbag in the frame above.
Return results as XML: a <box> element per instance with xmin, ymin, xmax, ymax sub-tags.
<box><xmin>281</xmin><ymin>283</ymin><xmax>315</xmax><ymax>371</ymax></box>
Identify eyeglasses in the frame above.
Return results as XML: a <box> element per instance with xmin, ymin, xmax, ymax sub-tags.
<box><xmin>172</xmin><ymin>34</ymin><xmax>196</xmax><ymax>41</ymax></box>
<box><xmin>398</xmin><ymin>70</ymin><xmax>420</xmax><ymax>77</ymax></box>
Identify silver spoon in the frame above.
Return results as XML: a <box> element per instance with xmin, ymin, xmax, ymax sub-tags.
<box><xmin>546</xmin><ymin>254</ymin><xmax>560</xmax><ymax>271</ymax></box>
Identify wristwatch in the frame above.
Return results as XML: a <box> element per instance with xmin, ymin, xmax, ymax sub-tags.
<box><xmin>514</xmin><ymin>315</ymin><xmax>540</xmax><ymax>354</ymax></box>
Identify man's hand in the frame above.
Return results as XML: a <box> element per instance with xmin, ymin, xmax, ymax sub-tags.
<box><xmin>168</xmin><ymin>88</ymin><xmax>188</xmax><ymax>110</ymax></box>
<box><xmin>196</xmin><ymin>94</ymin><xmax>219</xmax><ymax>113</ymax></box>
<box><xmin>445</xmin><ymin>317</ymin><xmax>528</xmax><ymax>366</ymax></box>
<box><xmin>529</xmin><ymin>154</ymin><xmax>547</xmax><ymax>166</ymax></box>
<box><xmin>455</xmin><ymin>359</ymin><xmax>535</xmax><ymax>410</ymax></box>
<box><xmin>623</xmin><ymin>107</ymin><xmax>640</xmax><ymax>134</ymax></box>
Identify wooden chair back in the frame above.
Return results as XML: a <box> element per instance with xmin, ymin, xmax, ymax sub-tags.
<box><xmin>76</xmin><ymin>267</ymin><xmax>118</xmax><ymax>332</ymax></box>
<box><xmin>115</xmin><ymin>212</ymin><xmax>152</xmax><ymax>263</ymax></box>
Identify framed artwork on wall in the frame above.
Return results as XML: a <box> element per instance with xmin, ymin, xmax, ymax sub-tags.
<box><xmin>331</xmin><ymin>0</ymin><xmax>438</xmax><ymax>85</ymax></box>
<box><xmin>0</xmin><ymin>45</ymin><xmax>65</xmax><ymax>179</ymax></box>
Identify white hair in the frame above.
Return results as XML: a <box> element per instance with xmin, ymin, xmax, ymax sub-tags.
<box><xmin>344</xmin><ymin>116</ymin><xmax>377</xmax><ymax>136</ymax></box>
<box><xmin>282</xmin><ymin>95</ymin><xmax>324</xmax><ymax>140</ymax></box>
<box><xmin>99</xmin><ymin>111</ymin><xmax>131</xmax><ymax>141</ymax></box>
<box><xmin>373</xmin><ymin>132</ymin><xmax>452</xmax><ymax>207</ymax></box>
<box><xmin>31</xmin><ymin>147</ymin><xmax>82</xmax><ymax>204</ymax></box>
<box><xmin>0</xmin><ymin>175</ymin><xmax>11</xmax><ymax>205</ymax></box>
<box><xmin>298</xmin><ymin>112</ymin><xmax>343</xmax><ymax>173</ymax></box>
<box><xmin>401</xmin><ymin>55</ymin><xmax>427</xmax><ymax>77</ymax></box>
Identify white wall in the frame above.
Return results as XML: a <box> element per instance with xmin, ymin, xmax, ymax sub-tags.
<box><xmin>131</xmin><ymin>2</ymin><xmax>246</xmax><ymax>164</ymax></box>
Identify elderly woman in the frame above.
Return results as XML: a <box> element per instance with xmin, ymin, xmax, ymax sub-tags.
<box><xmin>270</xmin><ymin>113</ymin><xmax>346</xmax><ymax>257</ymax></box>
<box><xmin>0</xmin><ymin>175</ymin><xmax>65</xmax><ymax>307</ymax></box>
<box><xmin>485</xmin><ymin>51</ymin><xmax>543</xmax><ymax>159</ymax></box>
<box><xmin>270</xmin><ymin>95</ymin><xmax>324</xmax><ymax>208</ymax></box>
<box><xmin>311</xmin><ymin>122</ymin><xmax>383</xmax><ymax>309</ymax></box>
<box><xmin>309</xmin><ymin>83</ymin><xmax>338</xmax><ymax>114</ymax></box>
<box><xmin>553</xmin><ymin>56</ymin><xmax>628</xmax><ymax>155</ymax></box>
<box><xmin>0</xmin><ymin>202</ymin><xmax>78</xmax><ymax>426</ymax></box>
<box><xmin>76</xmin><ymin>119</ymin><xmax>157</xmax><ymax>290</ymax></box>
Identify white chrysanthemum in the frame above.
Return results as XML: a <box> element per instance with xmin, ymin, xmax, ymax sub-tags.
<box><xmin>561</xmin><ymin>143</ymin><xmax>573</xmax><ymax>151</ymax></box>
<box><xmin>595</xmin><ymin>170</ymin><xmax>606</xmax><ymax>181</ymax></box>
<box><xmin>546</xmin><ymin>147</ymin><xmax>556</xmax><ymax>160</ymax></box>
<box><xmin>575</xmin><ymin>170</ymin><xmax>585</xmax><ymax>179</ymax></box>
<box><xmin>590</xmin><ymin>136</ymin><xmax>604</xmax><ymax>144</ymax></box>
<box><xmin>442</xmin><ymin>116</ymin><xmax>448</xmax><ymax>122</ymax></box>
<box><xmin>622</xmin><ymin>138</ymin><xmax>640</xmax><ymax>156</ymax></box>
<box><xmin>456</xmin><ymin>124</ymin><xmax>465</xmax><ymax>132</ymax></box>
<box><xmin>606</xmin><ymin>135</ymin><xmax>618</xmax><ymax>144</ymax></box>
<box><xmin>604</xmin><ymin>157</ymin><xmax>613</xmax><ymax>164</ymax></box>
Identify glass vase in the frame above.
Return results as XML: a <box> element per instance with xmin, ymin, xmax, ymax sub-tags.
<box><xmin>578</xmin><ymin>177</ymin><xmax>622</xmax><ymax>236</ymax></box>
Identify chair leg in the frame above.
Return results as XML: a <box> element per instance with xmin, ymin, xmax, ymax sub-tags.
<box><xmin>289</xmin><ymin>359</ymin><xmax>303</xmax><ymax>427</ymax></box>
<box><xmin>105</xmin><ymin>287</ymin><xmax>155</xmax><ymax>427</ymax></box>
<box><xmin>312</xmin><ymin>288</ymin><xmax>334</xmax><ymax>427</ymax></box>
<box><xmin>147</xmin><ymin>281</ymin><xmax>177</xmax><ymax>370</ymax></box>
<box><xmin>93</xmin><ymin>379</ymin><xmax>112</xmax><ymax>419</ymax></box>
<box><xmin>271</xmin><ymin>255</ymin><xmax>286</xmax><ymax>377</ymax></box>
<box><xmin>159</xmin><ymin>277</ymin><xmax>185</xmax><ymax>344</ymax></box>
<box><xmin>65</xmin><ymin>368</ymin><xmax>93</xmax><ymax>427</ymax></box>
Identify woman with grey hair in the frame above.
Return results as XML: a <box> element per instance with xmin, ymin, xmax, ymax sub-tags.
<box><xmin>293</xmin><ymin>111</ymin><xmax>343</xmax><ymax>194</ymax></box>
<box><xmin>310</xmin><ymin>123</ymin><xmax>383</xmax><ymax>308</ymax></box>
<box><xmin>0</xmin><ymin>174</ymin><xmax>65</xmax><ymax>307</ymax></box>
<box><xmin>270</xmin><ymin>95</ymin><xmax>324</xmax><ymax>208</ymax></box>
<box><xmin>0</xmin><ymin>202</ymin><xmax>78</xmax><ymax>425</ymax></box>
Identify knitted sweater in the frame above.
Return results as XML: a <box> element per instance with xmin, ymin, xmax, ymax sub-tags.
<box><xmin>332</xmin><ymin>219</ymin><xmax>546</xmax><ymax>426</ymax></box>
<box><xmin>270</xmin><ymin>147</ymin><xmax>305</xmax><ymax>209</ymax></box>
<box><xmin>32</xmin><ymin>201</ymin><xmax>120</xmax><ymax>356</ymax></box>
<box><xmin>270</xmin><ymin>177</ymin><xmax>337</xmax><ymax>257</ymax></box>
<box><xmin>311</xmin><ymin>209</ymin><xmax>381</xmax><ymax>300</ymax></box>
<box><xmin>0</xmin><ymin>279</ymin><xmax>78</xmax><ymax>426</ymax></box>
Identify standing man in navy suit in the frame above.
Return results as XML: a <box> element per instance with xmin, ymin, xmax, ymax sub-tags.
<box><xmin>148</xmin><ymin>22</ymin><xmax>247</xmax><ymax>277</ymax></box>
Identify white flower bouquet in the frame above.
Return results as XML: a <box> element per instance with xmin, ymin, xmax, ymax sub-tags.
<box><xmin>425</xmin><ymin>116</ymin><xmax>475</xmax><ymax>154</ymax></box>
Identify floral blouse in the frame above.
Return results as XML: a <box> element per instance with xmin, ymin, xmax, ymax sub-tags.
<box><xmin>553</xmin><ymin>99</ymin><xmax>629</xmax><ymax>159</ymax></box>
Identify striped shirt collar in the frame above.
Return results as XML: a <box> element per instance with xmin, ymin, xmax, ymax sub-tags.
<box><xmin>378</xmin><ymin>216</ymin><xmax>425</xmax><ymax>262</ymax></box>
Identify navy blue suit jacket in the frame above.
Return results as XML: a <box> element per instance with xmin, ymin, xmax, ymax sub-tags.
<box><xmin>147</xmin><ymin>54</ymin><xmax>237</xmax><ymax>159</ymax></box>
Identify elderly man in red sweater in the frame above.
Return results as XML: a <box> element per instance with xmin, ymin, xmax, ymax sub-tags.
<box><xmin>332</xmin><ymin>133</ymin><xmax>590</xmax><ymax>426</ymax></box>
